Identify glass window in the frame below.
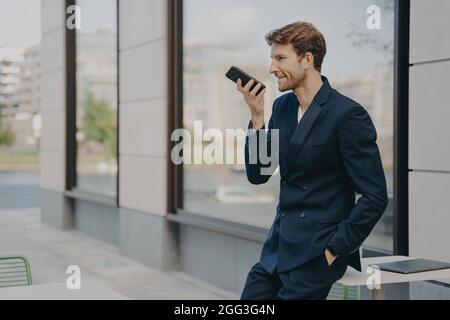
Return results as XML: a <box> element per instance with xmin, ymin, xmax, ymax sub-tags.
<box><xmin>75</xmin><ymin>0</ymin><xmax>118</xmax><ymax>197</ymax></box>
<box><xmin>0</xmin><ymin>0</ymin><xmax>41</xmax><ymax>209</ymax></box>
<box><xmin>181</xmin><ymin>0</ymin><xmax>395</xmax><ymax>252</ymax></box>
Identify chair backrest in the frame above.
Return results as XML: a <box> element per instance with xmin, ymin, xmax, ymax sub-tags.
<box><xmin>327</xmin><ymin>283</ymin><xmax>361</xmax><ymax>300</ymax></box>
<box><xmin>327</xmin><ymin>246</ymin><xmax>363</xmax><ymax>300</ymax></box>
<box><xmin>0</xmin><ymin>256</ymin><xmax>33</xmax><ymax>288</ymax></box>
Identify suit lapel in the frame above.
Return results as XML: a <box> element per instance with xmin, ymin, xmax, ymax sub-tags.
<box><xmin>282</xmin><ymin>100</ymin><xmax>322</xmax><ymax>178</ymax></box>
<box><xmin>285</xmin><ymin>93</ymin><xmax>299</xmax><ymax>144</ymax></box>
<box><xmin>280</xmin><ymin>93</ymin><xmax>299</xmax><ymax>174</ymax></box>
<box><xmin>281</xmin><ymin>76</ymin><xmax>332</xmax><ymax>179</ymax></box>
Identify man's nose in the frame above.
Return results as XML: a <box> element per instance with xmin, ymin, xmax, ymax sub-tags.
<box><xmin>269</xmin><ymin>62</ymin><xmax>277</xmax><ymax>75</ymax></box>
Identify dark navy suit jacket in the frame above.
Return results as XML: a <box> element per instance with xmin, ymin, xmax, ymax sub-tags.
<box><xmin>245</xmin><ymin>76</ymin><xmax>388</xmax><ymax>273</ymax></box>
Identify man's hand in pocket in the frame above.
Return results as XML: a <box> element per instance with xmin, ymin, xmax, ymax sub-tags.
<box><xmin>325</xmin><ymin>248</ymin><xmax>337</xmax><ymax>266</ymax></box>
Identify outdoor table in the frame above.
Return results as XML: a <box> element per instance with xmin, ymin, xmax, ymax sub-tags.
<box><xmin>337</xmin><ymin>255</ymin><xmax>450</xmax><ymax>299</ymax></box>
<box><xmin>0</xmin><ymin>280</ymin><xmax>128</xmax><ymax>300</ymax></box>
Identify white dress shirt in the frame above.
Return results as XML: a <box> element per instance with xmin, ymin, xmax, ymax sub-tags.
<box><xmin>298</xmin><ymin>106</ymin><xmax>303</xmax><ymax>123</ymax></box>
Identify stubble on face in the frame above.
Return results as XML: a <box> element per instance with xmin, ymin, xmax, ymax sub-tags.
<box><xmin>278</xmin><ymin>65</ymin><xmax>306</xmax><ymax>92</ymax></box>
<box><xmin>270</xmin><ymin>44</ymin><xmax>306</xmax><ymax>92</ymax></box>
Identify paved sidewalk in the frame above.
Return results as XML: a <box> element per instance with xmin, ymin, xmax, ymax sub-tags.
<box><xmin>0</xmin><ymin>207</ymin><xmax>239</xmax><ymax>299</ymax></box>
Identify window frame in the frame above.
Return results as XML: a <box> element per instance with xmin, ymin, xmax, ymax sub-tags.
<box><xmin>64</xmin><ymin>0</ymin><xmax>120</xmax><ymax>207</ymax></box>
<box><xmin>168</xmin><ymin>0</ymin><xmax>409</xmax><ymax>256</ymax></box>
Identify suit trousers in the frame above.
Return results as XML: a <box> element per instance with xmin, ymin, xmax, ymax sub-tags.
<box><xmin>240</xmin><ymin>253</ymin><xmax>348</xmax><ymax>300</ymax></box>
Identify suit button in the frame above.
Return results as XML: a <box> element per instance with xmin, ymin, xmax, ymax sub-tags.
<box><xmin>301</xmin><ymin>184</ymin><xmax>309</xmax><ymax>191</ymax></box>
<box><xmin>299</xmin><ymin>212</ymin><xmax>307</xmax><ymax>218</ymax></box>
<box><xmin>281</xmin><ymin>179</ymin><xmax>287</xmax><ymax>186</ymax></box>
<box><xmin>281</xmin><ymin>212</ymin><xmax>287</xmax><ymax>217</ymax></box>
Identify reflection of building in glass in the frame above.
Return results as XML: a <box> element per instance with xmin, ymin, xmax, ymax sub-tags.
<box><xmin>0</xmin><ymin>47</ymin><xmax>41</xmax><ymax>149</ymax></box>
<box><xmin>0</xmin><ymin>50</ymin><xmax>22</xmax><ymax>111</ymax></box>
<box><xmin>75</xmin><ymin>30</ymin><xmax>118</xmax><ymax>195</ymax></box>
<box><xmin>76</xmin><ymin>31</ymin><xmax>117</xmax><ymax>116</ymax></box>
<box><xmin>17</xmin><ymin>46</ymin><xmax>41</xmax><ymax>114</ymax></box>
<box><xmin>15</xmin><ymin>45</ymin><xmax>41</xmax><ymax>148</ymax></box>
<box><xmin>76</xmin><ymin>30</ymin><xmax>117</xmax><ymax>140</ymax></box>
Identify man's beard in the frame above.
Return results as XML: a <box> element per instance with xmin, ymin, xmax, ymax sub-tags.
<box><xmin>278</xmin><ymin>73</ymin><xmax>305</xmax><ymax>92</ymax></box>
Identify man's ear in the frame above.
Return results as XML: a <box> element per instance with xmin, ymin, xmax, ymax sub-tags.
<box><xmin>303</xmin><ymin>52</ymin><xmax>314</xmax><ymax>70</ymax></box>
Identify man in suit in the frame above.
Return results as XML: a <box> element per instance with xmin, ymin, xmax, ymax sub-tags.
<box><xmin>237</xmin><ymin>22</ymin><xmax>388</xmax><ymax>300</ymax></box>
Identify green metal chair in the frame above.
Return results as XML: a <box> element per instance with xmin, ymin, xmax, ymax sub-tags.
<box><xmin>0</xmin><ymin>256</ymin><xmax>33</xmax><ymax>288</ymax></box>
<box><xmin>326</xmin><ymin>247</ymin><xmax>363</xmax><ymax>300</ymax></box>
<box><xmin>327</xmin><ymin>283</ymin><xmax>361</xmax><ymax>300</ymax></box>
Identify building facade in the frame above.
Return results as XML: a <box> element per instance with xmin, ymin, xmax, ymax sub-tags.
<box><xmin>39</xmin><ymin>0</ymin><xmax>450</xmax><ymax>298</ymax></box>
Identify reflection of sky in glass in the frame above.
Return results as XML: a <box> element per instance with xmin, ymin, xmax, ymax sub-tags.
<box><xmin>0</xmin><ymin>0</ymin><xmax>41</xmax><ymax>50</ymax></box>
<box><xmin>77</xmin><ymin>0</ymin><xmax>117</xmax><ymax>34</ymax></box>
<box><xmin>184</xmin><ymin>0</ymin><xmax>394</xmax><ymax>78</ymax></box>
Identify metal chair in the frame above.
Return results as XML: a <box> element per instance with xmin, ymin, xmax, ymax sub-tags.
<box><xmin>326</xmin><ymin>247</ymin><xmax>363</xmax><ymax>300</ymax></box>
<box><xmin>0</xmin><ymin>256</ymin><xmax>33</xmax><ymax>288</ymax></box>
<box><xmin>327</xmin><ymin>283</ymin><xmax>361</xmax><ymax>300</ymax></box>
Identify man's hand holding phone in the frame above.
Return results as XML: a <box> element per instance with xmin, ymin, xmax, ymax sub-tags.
<box><xmin>236</xmin><ymin>78</ymin><xmax>266</xmax><ymax>130</ymax></box>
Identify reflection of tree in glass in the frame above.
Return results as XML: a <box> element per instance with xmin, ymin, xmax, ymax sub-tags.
<box><xmin>347</xmin><ymin>0</ymin><xmax>395</xmax><ymax>64</ymax></box>
<box><xmin>0</xmin><ymin>113</ymin><xmax>15</xmax><ymax>146</ymax></box>
<box><xmin>82</xmin><ymin>94</ymin><xmax>116</xmax><ymax>158</ymax></box>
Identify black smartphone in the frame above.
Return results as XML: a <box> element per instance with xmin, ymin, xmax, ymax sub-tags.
<box><xmin>225</xmin><ymin>66</ymin><xmax>265</xmax><ymax>96</ymax></box>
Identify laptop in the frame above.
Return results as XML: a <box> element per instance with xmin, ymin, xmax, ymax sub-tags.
<box><xmin>369</xmin><ymin>258</ymin><xmax>450</xmax><ymax>274</ymax></box>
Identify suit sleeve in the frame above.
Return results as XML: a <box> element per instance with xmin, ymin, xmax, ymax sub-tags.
<box><xmin>244</xmin><ymin>99</ymin><xmax>278</xmax><ymax>185</ymax></box>
<box><xmin>328</xmin><ymin>104</ymin><xmax>389</xmax><ymax>256</ymax></box>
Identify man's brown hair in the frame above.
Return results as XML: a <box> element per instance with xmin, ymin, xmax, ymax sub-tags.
<box><xmin>265</xmin><ymin>22</ymin><xmax>327</xmax><ymax>72</ymax></box>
